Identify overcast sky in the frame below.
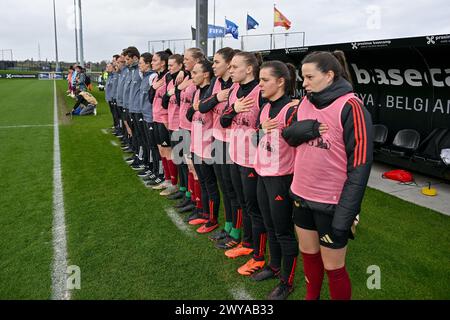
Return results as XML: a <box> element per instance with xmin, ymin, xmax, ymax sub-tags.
<box><xmin>1</xmin><ymin>0</ymin><xmax>449</xmax><ymax>62</ymax></box>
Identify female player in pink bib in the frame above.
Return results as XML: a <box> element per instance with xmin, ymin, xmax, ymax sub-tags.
<box><xmin>150</xmin><ymin>50</ymin><xmax>173</xmax><ymax>194</ymax></box>
<box><xmin>253</xmin><ymin>61</ymin><xmax>300</xmax><ymax>299</ymax></box>
<box><xmin>185</xmin><ymin>60</ymin><xmax>221</xmax><ymax>234</ymax></box>
<box><xmin>161</xmin><ymin>54</ymin><xmax>186</xmax><ymax>199</ymax></box>
<box><xmin>283</xmin><ymin>51</ymin><xmax>373</xmax><ymax>300</ymax></box>
<box><xmin>219</xmin><ymin>52</ymin><xmax>268</xmax><ymax>277</ymax></box>
<box><xmin>174</xmin><ymin>48</ymin><xmax>208</xmax><ymax>223</ymax></box>
<box><xmin>253</xmin><ymin>60</ymin><xmax>326</xmax><ymax>299</ymax></box>
<box><xmin>197</xmin><ymin>48</ymin><xmax>240</xmax><ymax>243</ymax></box>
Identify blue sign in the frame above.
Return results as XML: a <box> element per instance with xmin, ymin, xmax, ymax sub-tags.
<box><xmin>225</xmin><ymin>19</ymin><xmax>239</xmax><ymax>40</ymax></box>
<box><xmin>39</xmin><ymin>73</ymin><xmax>50</xmax><ymax>79</ymax></box>
<box><xmin>38</xmin><ymin>72</ymin><xmax>64</xmax><ymax>80</ymax></box>
<box><xmin>208</xmin><ymin>24</ymin><xmax>225</xmax><ymax>38</ymax></box>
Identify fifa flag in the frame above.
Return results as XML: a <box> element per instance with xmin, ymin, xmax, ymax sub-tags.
<box><xmin>274</xmin><ymin>6</ymin><xmax>292</xmax><ymax>30</ymax></box>
<box><xmin>192</xmin><ymin>25</ymin><xmax>225</xmax><ymax>40</ymax></box>
<box><xmin>225</xmin><ymin>18</ymin><xmax>239</xmax><ymax>39</ymax></box>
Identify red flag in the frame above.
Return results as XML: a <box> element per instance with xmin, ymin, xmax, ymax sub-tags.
<box><xmin>274</xmin><ymin>6</ymin><xmax>292</xmax><ymax>30</ymax></box>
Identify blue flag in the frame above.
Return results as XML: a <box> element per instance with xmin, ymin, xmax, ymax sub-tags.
<box><xmin>225</xmin><ymin>18</ymin><xmax>239</xmax><ymax>39</ymax></box>
<box><xmin>246</xmin><ymin>14</ymin><xmax>259</xmax><ymax>30</ymax></box>
<box><xmin>208</xmin><ymin>24</ymin><xmax>225</xmax><ymax>38</ymax></box>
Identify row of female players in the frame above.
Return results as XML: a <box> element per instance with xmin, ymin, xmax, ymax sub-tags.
<box><xmin>105</xmin><ymin>46</ymin><xmax>372</xmax><ymax>300</ymax></box>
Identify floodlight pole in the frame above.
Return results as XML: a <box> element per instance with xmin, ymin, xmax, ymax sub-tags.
<box><xmin>77</xmin><ymin>0</ymin><xmax>85</xmax><ymax>67</ymax></box>
<box><xmin>74</xmin><ymin>0</ymin><xmax>79</xmax><ymax>63</ymax></box>
<box><xmin>52</xmin><ymin>0</ymin><xmax>60</xmax><ymax>72</ymax></box>
<box><xmin>212</xmin><ymin>0</ymin><xmax>216</xmax><ymax>54</ymax></box>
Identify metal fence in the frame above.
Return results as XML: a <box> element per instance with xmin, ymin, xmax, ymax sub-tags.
<box><xmin>148</xmin><ymin>32</ymin><xmax>305</xmax><ymax>56</ymax></box>
<box><xmin>0</xmin><ymin>60</ymin><xmax>106</xmax><ymax>73</ymax></box>
<box><xmin>148</xmin><ymin>38</ymin><xmax>197</xmax><ymax>55</ymax></box>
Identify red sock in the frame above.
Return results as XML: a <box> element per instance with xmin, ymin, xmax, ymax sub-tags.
<box><xmin>301</xmin><ymin>252</ymin><xmax>324</xmax><ymax>300</ymax></box>
<box><xmin>168</xmin><ymin>159</ymin><xmax>178</xmax><ymax>185</ymax></box>
<box><xmin>161</xmin><ymin>157</ymin><xmax>170</xmax><ymax>181</ymax></box>
<box><xmin>194</xmin><ymin>179</ymin><xmax>202</xmax><ymax>210</ymax></box>
<box><xmin>326</xmin><ymin>266</ymin><xmax>352</xmax><ymax>300</ymax></box>
<box><xmin>188</xmin><ymin>172</ymin><xmax>194</xmax><ymax>201</ymax></box>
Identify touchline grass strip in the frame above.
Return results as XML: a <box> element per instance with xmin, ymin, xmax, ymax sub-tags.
<box><xmin>51</xmin><ymin>80</ymin><xmax>70</xmax><ymax>300</ymax></box>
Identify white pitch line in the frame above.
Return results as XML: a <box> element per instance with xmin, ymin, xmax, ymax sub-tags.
<box><xmin>51</xmin><ymin>80</ymin><xmax>70</xmax><ymax>300</ymax></box>
<box><xmin>165</xmin><ymin>208</ymin><xmax>253</xmax><ymax>299</ymax></box>
<box><xmin>110</xmin><ymin>140</ymin><xmax>119</xmax><ymax>147</ymax></box>
<box><xmin>101</xmin><ymin>128</ymin><xmax>108</xmax><ymax>134</ymax></box>
<box><xmin>164</xmin><ymin>209</ymin><xmax>255</xmax><ymax>299</ymax></box>
<box><xmin>229</xmin><ymin>286</ymin><xmax>255</xmax><ymax>300</ymax></box>
<box><xmin>164</xmin><ymin>208</ymin><xmax>194</xmax><ymax>237</ymax></box>
<box><xmin>0</xmin><ymin>124</ymin><xmax>54</xmax><ymax>129</ymax></box>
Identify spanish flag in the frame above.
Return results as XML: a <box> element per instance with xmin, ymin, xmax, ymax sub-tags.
<box><xmin>274</xmin><ymin>6</ymin><xmax>291</xmax><ymax>30</ymax></box>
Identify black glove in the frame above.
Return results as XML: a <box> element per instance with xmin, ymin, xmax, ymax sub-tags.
<box><xmin>186</xmin><ymin>107</ymin><xmax>195</xmax><ymax>122</ymax></box>
<box><xmin>161</xmin><ymin>94</ymin><xmax>170</xmax><ymax>109</ymax></box>
<box><xmin>332</xmin><ymin>228</ymin><xmax>355</xmax><ymax>242</ymax></box>
<box><xmin>282</xmin><ymin>119</ymin><xmax>321</xmax><ymax>147</ymax></box>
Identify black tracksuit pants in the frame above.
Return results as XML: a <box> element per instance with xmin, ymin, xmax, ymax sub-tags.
<box><xmin>143</xmin><ymin>121</ymin><xmax>161</xmax><ymax>177</ymax></box>
<box><xmin>108</xmin><ymin>100</ymin><xmax>120</xmax><ymax>129</ymax></box>
<box><xmin>193</xmin><ymin>154</ymin><xmax>220</xmax><ymax>224</ymax></box>
<box><xmin>212</xmin><ymin>140</ymin><xmax>238</xmax><ymax>225</ymax></box>
<box><xmin>257</xmin><ymin>174</ymin><xmax>299</xmax><ymax>285</ymax></box>
<box><xmin>176</xmin><ymin>129</ymin><xmax>191</xmax><ymax>197</ymax></box>
<box><xmin>130</xmin><ymin>112</ymin><xmax>146</xmax><ymax>162</ymax></box>
<box><xmin>230</xmin><ymin>164</ymin><xmax>266</xmax><ymax>260</ymax></box>
<box><xmin>112</xmin><ymin>101</ymin><xmax>123</xmax><ymax>131</ymax></box>
<box><xmin>118</xmin><ymin>106</ymin><xmax>129</xmax><ymax>144</ymax></box>
<box><xmin>136</xmin><ymin>114</ymin><xmax>150</xmax><ymax>166</ymax></box>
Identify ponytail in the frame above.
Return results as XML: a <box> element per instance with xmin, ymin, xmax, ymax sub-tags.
<box><xmin>332</xmin><ymin>50</ymin><xmax>353</xmax><ymax>86</ymax></box>
<box><xmin>286</xmin><ymin>63</ymin><xmax>297</xmax><ymax>97</ymax></box>
<box><xmin>155</xmin><ymin>49</ymin><xmax>173</xmax><ymax>70</ymax></box>
<box><xmin>254</xmin><ymin>52</ymin><xmax>263</xmax><ymax>68</ymax></box>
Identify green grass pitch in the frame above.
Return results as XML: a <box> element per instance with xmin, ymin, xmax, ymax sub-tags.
<box><xmin>0</xmin><ymin>79</ymin><xmax>449</xmax><ymax>299</ymax></box>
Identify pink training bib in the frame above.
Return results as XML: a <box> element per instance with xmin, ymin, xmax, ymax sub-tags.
<box><xmin>179</xmin><ymin>79</ymin><xmax>196</xmax><ymax>131</ymax></box>
<box><xmin>254</xmin><ymin>101</ymin><xmax>298</xmax><ymax>177</ymax></box>
<box><xmin>167</xmin><ymin>79</ymin><xmax>180</xmax><ymax>131</ymax></box>
<box><xmin>228</xmin><ymin>84</ymin><xmax>261</xmax><ymax>168</ymax></box>
<box><xmin>291</xmin><ymin>93</ymin><xmax>357</xmax><ymax>204</ymax></box>
<box><xmin>190</xmin><ymin>89</ymin><xmax>214</xmax><ymax>159</ymax></box>
<box><xmin>152</xmin><ymin>74</ymin><xmax>168</xmax><ymax>123</ymax></box>
<box><xmin>211</xmin><ymin>78</ymin><xmax>234</xmax><ymax>142</ymax></box>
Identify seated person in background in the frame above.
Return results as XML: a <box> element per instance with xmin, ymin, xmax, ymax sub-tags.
<box><xmin>66</xmin><ymin>89</ymin><xmax>98</xmax><ymax>116</ymax></box>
